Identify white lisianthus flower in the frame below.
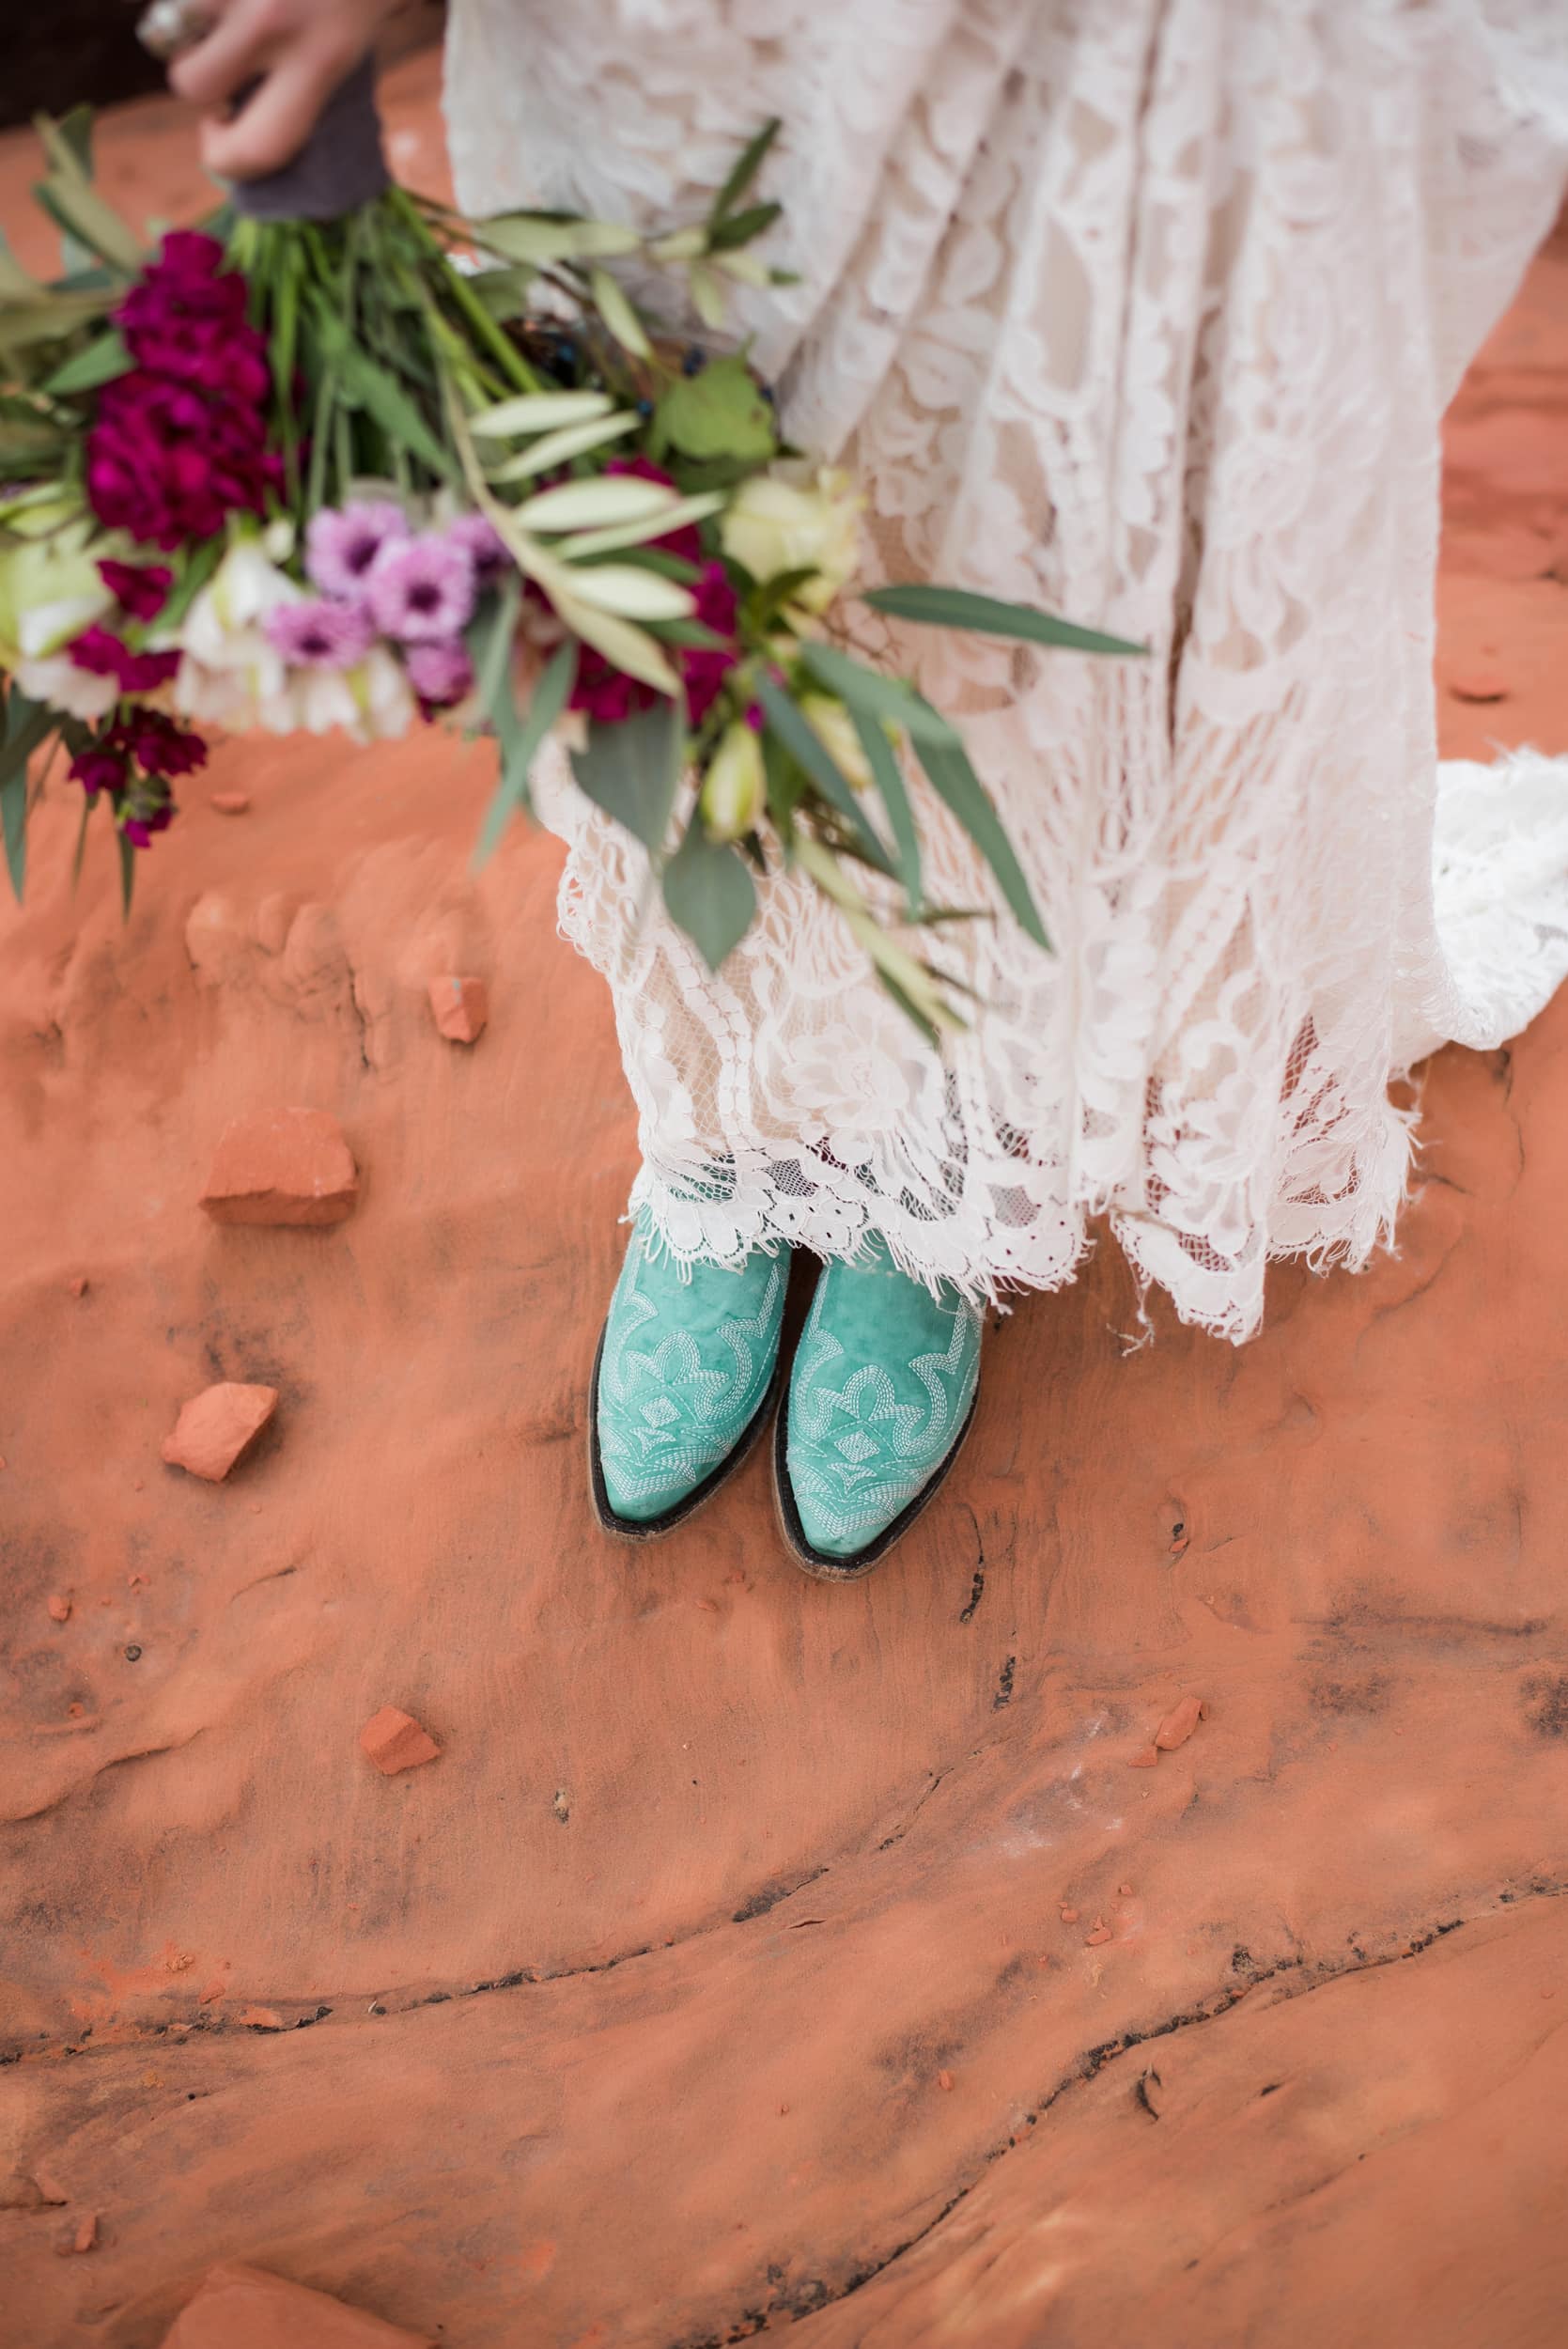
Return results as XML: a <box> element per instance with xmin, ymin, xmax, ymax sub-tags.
<box><xmin>11</xmin><ymin>654</ymin><xmax>118</xmax><ymax>723</ymax></box>
<box><xmin>346</xmin><ymin>646</ymin><xmax>417</xmax><ymax>743</ymax></box>
<box><xmin>0</xmin><ymin>502</ymin><xmax>116</xmax><ymax>666</ymax></box>
<box><xmin>720</xmin><ymin>467</ymin><xmax>863</xmax><ymax>615</ymax></box>
<box><xmin>700</xmin><ymin>720</ymin><xmax>767</xmax><ymax>841</ymax></box>
<box><xmin>175</xmin><ymin>539</ymin><xmax>302</xmax><ymax>732</ymax></box>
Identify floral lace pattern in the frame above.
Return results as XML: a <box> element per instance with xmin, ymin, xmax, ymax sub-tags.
<box><xmin>447</xmin><ymin>0</ymin><xmax>1568</xmax><ymax>1341</ymax></box>
<box><xmin>786</xmin><ymin>1282</ymin><xmax>982</xmax><ymax>1551</ymax></box>
<box><xmin>597</xmin><ymin>1236</ymin><xmax>785</xmax><ymax>1514</ymax></box>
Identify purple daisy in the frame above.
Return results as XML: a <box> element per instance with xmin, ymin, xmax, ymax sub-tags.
<box><xmin>442</xmin><ymin>512</ymin><xmax>512</xmax><ymax>585</ymax></box>
<box><xmin>366</xmin><ymin>533</ymin><xmax>478</xmax><ymax>644</ymax></box>
<box><xmin>264</xmin><ymin>598</ymin><xmax>377</xmax><ymax>668</ymax></box>
<box><xmin>405</xmin><ymin>639</ymin><xmax>476</xmax><ymax>708</ymax></box>
<box><xmin>305</xmin><ymin>501</ymin><xmax>411</xmax><ymax>599</ymax></box>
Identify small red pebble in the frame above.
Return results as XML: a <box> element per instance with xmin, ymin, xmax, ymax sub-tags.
<box><xmin>69</xmin><ymin>1275</ymin><xmax>88</xmax><ymax>1299</ymax></box>
<box><xmin>47</xmin><ymin>1595</ymin><xmax>72</xmax><ymax>1624</ymax></box>
<box><xmin>1059</xmin><ymin>1906</ymin><xmax>1079</xmax><ymax>1923</ymax></box>
<box><xmin>1086</xmin><ymin>1925</ymin><xmax>1114</xmax><ymax>1947</ymax></box>
<box><xmin>209</xmin><ymin>790</ymin><xmax>252</xmax><ymax>815</ymax></box>
<box><xmin>1118</xmin><ymin>1882</ymin><xmax>1135</xmax><ymax>1898</ymax></box>
<box><xmin>238</xmin><ymin>2007</ymin><xmax>284</xmax><ymax>2030</ymax></box>
<box><xmin>777</xmin><ymin>2103</ymin><xmax>790</xmax><ymax>2116</ymax></box>
<box><xmin>1448</xmin><ymin>671</ymin><xmax>1510</xmax><ymax>704</ymax></box>
<box><xmin>1155</xmin><ymin>1694</ymin><xmax>1207</xmax><ymax>1751</ymax></box>
<box><xmin>128</xmin><ymin>1573</ymin><xmax>148</xmax><ymax>1595</ymax></box>
<box><xmin>73</xmin><ymin>2213</ymin><xmax>98</xmax><ymax>2253</ymax></box>
<box><xmin>67</xmin><ymin>1703</ymin><xmax>85</xmax><ymax>1719</ymax></box>
<box><xmin>359</xmin><ymin>1706</ymin><xmax>442</xmax><ymax>1776</ymax></box>
<box><xmin>937</xmin><ymin>2070</ymin><xmax>955</xmax><ymax>2092</ymax></box>
<box><xmin>198</xmin><ymin>1977</ymin><xmax>226</xmax><ymax>2006</ymax></box>
<box><xmin>428</xmin><ymin>974</ymin><xmax>489</xmax><ymax>1045</ymax></box>
<box><xmin>1128</xmin><ymin>1746</ymin><xmax>1159</xmax><ymax>1768</ymax></box>
<box><xmin>162</xmin><ymin>1383</ymin><xmax>278</xmax><ymax>1483</ymax></box>
<box><xmin>201</xmin><ymin>1106</ymin><xmax>358</xmax><ymax>1227</ymax></box>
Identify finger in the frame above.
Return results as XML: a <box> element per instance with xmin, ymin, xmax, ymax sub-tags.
<box><xmin>168</xmin><ymin>0</ymin><xmax>284</xmax><ymax>111</ymax></box>
<box><xmin>198</xmin><ymin>45</ymin><xmax>349</xmax><ymax>179</ymax></box>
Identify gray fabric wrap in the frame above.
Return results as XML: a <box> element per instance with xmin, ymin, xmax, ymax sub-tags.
<box><xmin>229</xmin><ymin>56</ymin><xmax>390</xmax><ymax>223</ymax></box>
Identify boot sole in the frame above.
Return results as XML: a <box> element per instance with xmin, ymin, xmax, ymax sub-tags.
<box><xmin>587</xmin><ymin>1320</ymin><xmax>784</xmax><ymax>1543</ymax></box>
<box><xmin>772</xmin><ymin>1388</ymin><xmax>980</xmax><ymax>1581</ymax></box>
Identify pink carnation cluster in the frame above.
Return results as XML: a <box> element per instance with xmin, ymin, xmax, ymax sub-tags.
<box><xmin>567</xmin><ymin>459</ymin><xmax>739</xmax><ymax>726</ymax></box>
<box><xmin>70</xmin><ymin>708</ymin><xmax>208</xmax><ymax>848</ymax></box>
<box><xmin>272</xmin><ymin>501</ymin><xmax>505</xmax><ymax>709</ymax></box>
<box><xmin>86</xmin><ymin>232</ymin><xmax>281</xmax><ymax>552</ymax></box>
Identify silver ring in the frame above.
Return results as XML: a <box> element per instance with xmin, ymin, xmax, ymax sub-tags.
<box><xmin>136</xmin><ymin>0</ymin><xmax>215</xmax><ymax>62</ymax></box>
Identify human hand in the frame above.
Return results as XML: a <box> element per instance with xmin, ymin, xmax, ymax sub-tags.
<box><xmin>163</xmin><ymin>0</ymin><xmax>408</xmax><ymax>181</ymax></box>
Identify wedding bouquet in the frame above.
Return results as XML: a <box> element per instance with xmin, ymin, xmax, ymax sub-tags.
<box><xmin>0</xmin><ymin>96</ymin><xmax>1136</xmax><ymax>1038</ymax></box>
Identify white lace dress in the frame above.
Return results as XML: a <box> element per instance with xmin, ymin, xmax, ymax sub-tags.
<box><xmin>443</xmin><ymin>0</ymin><xmax>1568</xmax><ymax>1342</ymax></box>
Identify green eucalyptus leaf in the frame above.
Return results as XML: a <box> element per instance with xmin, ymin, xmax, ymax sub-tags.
<box><xmin>754</xmin><ymin>677</ymin><xmax>892</xmax><ymax>877</ymax></box>
<box><xmin>478</xmin><ymin>214</ymin><xmax>643</xmax><ymax>266</ymax></box>
<box><xmin>488</xmin><ymin>412</ymin><xmax>640</xmax><ymax>482</ymax></box>
<box><xmin>800</xmin><ymin>643</ymin><xmax>960</xmax><ymax>748</ymax></box>
<box><xmin>661</xmin><ymin>817</ymin><xmax>757</xmax><ymax>971</ymax></box>
<box><xmin>588</xmin><ymin>266</ymin><xmax>653</xmax><ymax>361</ymax></box>
<box><xmin>707</xmin><ymin>201</ymin><xmax>783</xmax><ymax>253</ymax></box>
<box><xmin>709</xmin><ymin>118</ymin><xmax>782</xmax><ymax>225</ymax></box>
<box><xmin>569</xmin><ymin>699</ymin><xmax>685</xmax><ymax>854</ymax></box>
<box><xmin>912</xmin><ymin>734</ymin><xmax>1049</xmax><ymax>951</ymax></box>
<box><xmin>472</xmin><ymin>633</ymin><xmax>574</xmax><ymax>867</ymax></box>
<box><xmin>470</xmin><ymin>389</ymin><xmax>615</xmax><ymax>439</ymax></box>
<box><xmin>862</xmin><ymin>582</ymin><xmax>1147</xmax><ymax>658</ymax></box>
<box><xmin>847</xmin><ymin>705</ymin><xmax>922</xmax><ymax>912</ymax></box>
<box><xmin>39</xmin><ymin>326</ymin><xmax>130</xmax><ymax>397</ymax></box>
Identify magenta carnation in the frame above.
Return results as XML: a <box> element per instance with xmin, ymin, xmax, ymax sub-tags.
<box><xmin>68</xmin><ymin>625</ymin><xmax>180</xmax><ymax>693</ymax></box>
<box><xmin>69</xmin><ymin>709</ymin><xmax>204</xmax><ymax>848</ymax></box>
<box><xmin>70</xmin><ymin>744</ymin><xmax>128</xmax><ymax>801</ymax></box>
<box><xmin>85</xmin><ymin>233</ymin><xmax>279</xmax><ymax>552</ymax></box>
<box><xmin>305</xmin><ymin>502</ymin><xmax>411</xmax><ymax>599</ymax></box>
<box><xmin>98</xmin><ymin>559</ymin><xmax>173</xmax><ymax>620</ymax></box>
<box><xmin>264</xmin><ymin>598</ymin><xmax>377</xmax><ymax>669</ymax></box>
<box><xmin>366</xmin><ymin>534</ymin><xmax>477</xmax><ymax>643</ymax></box>
<box><xmin>405</xmin><ymin>639</ymin><xmax>475</xmax><ymax>709</ymax></box>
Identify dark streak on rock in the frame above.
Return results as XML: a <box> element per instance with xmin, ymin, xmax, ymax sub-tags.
<box><xmin>992</xmin><ymin>1657</ymin><xmax>1016</xmax><ymax>1710</ymax></box>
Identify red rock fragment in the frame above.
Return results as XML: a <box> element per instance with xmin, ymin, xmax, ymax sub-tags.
<box><xmin>239</xmin><ymin>2007</ymin><xmax>284</xmax><ymax>2030</ymax></box>
<box><xmin>159</xmin><ymin>2261</ymin><xmax>435</xmax><ymax>2348</ymax></box>
<box><xmin>1059</xmin><ymin>1906</ymin><xmax>1079</xmax><ymax>1923</ymax></box>
<box><xmin>1448</xmin><ymin>670</ymin><xmax>1510</xmax><ymax>704</ymax></box>
<box><xmin>200</xmin><ymin>1108</ymin><xmax>358</xmax><ymax>1228</ymax></box>
<box><xmin>209</xmin><ymin>790</ymin><xmax>252</xmax><ymax>815</ymax></box>
<box><xmin>359</xmin><ymin>1706</ymin><xmax>442</xmax><ymax>1776</ymax></box>
<box><xmin>162</xmin><ymin>1384</ymin><xmax>278</xmax><ymax>1483</ymax></box>
<box><xmin>72</xmin><ymin>2212</ymin><xmax>98</xmax><ymax>2254</ymax></box>
<box><xmin>1086</xmin><ymin>1924</ymin><xmax>1114</xmax><ymax>1947</ymax></box>
<box><xmin>1154</xmin><ymin>1694</ymin><xmax>1207</xmax><ymax>1752</ymax></box>
<box><xmin>198</xmin><ymin>1977</ymin><xmax>226</xmax><ymax>2006</ymax></box>
<box><xmin>1128</xmin><ymin>1746</ymin><xmax>1159</xmax><ymax>1768</ymax></box>
<box><xmin>47</xmin><ymin>1594</ymin><xmax>72</xmax><ymax>1624</ymax></box>
<box><xmin>69</xmin><ymin>1274</ymin><xmax>88</xmax><ymax>1298</ymax></box>
<box><xmin>428</xmin><ymin>973</ymin><xmax>489</xmax><ymax>1045</ymax></box>
<box><xmin>1118</xmin><ymin>1882</ymin><xmax>1135</xmax><ymax>1898</ymax></box>
<box><xmin>937</xmin><ymin>2069</ymin><xmax>955</xmax><ymax>2092</ymax></box>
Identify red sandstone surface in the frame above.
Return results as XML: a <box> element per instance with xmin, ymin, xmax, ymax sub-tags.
<box><xmin>2</xmin><ymin>54</ymin><xmax>1566</xmax><ymax>2349</ymax></box>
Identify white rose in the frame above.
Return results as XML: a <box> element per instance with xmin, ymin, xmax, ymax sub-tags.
<box><xmin>720</xmin><ymin>467</ymin><xmax>863</xmax><ymax>615</ymax></box>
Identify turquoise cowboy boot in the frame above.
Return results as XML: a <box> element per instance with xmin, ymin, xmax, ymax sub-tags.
<box><xmin>774</xmin><ymin>1236</ymin><xmax>982</xmax><ymax>1578</ymax></box>
<box><xmin>590</xmin><ymin>1219</ymin><xmax>789</xmax><ymax>1536</ymax></box>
